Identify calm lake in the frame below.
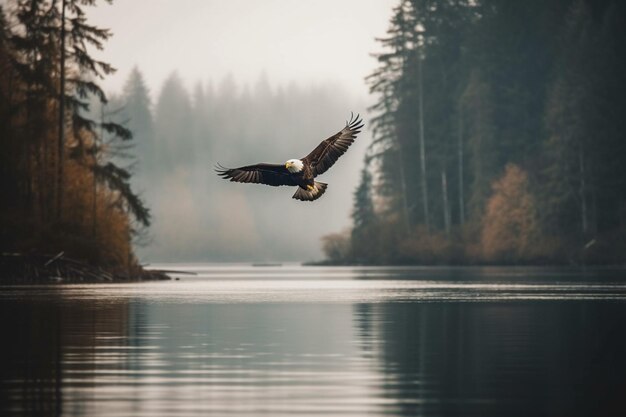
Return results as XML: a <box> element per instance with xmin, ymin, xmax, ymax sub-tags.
<box><xmin>2</xmin><ymin>265</ymin><xmax>626</xmax><ymax>416</ymax></box>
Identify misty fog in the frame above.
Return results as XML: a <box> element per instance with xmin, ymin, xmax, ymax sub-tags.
<box><xmin>103</xmin><ymin>71</ymin><xmax>369</xmax><ymax>262</ymax></box>
<box><xmin>76</xmin><ymin>0</ymin><xmax>394</xmax><ymax>263</ymax></box>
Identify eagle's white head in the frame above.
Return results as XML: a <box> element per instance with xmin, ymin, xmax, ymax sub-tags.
<box><xmin>285</xmin><ymin>159</ymin><xmax>304</xmax><ymax>173</ymax></box>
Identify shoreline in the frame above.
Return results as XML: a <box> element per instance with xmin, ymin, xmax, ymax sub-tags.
<box><xmin>0</xmin><ymin>253</ymin><xmax>171</xmax><ymax>284</ymax></box>
<box><xmin>305</xmin><ymin>260</ymin><xmax>626</xmax><ymax>268</ymax></box>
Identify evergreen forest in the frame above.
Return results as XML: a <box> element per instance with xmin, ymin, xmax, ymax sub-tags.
<box><xmin>0</xmin><ymin>0</ymin><xmax>149</xmax><ymax>269</ymax></box>
<box><xmin>323</xmin><ymin>0</ymin><xmax>626</xmax><ymax>265</ymax></box>
<box><xmin>2</xmin><ymin>0</ymin><xmax>626</xmax><ymax>268</ymax></box>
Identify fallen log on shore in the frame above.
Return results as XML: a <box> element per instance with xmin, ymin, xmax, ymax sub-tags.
<box><xmin>0</xmin><ymin>253</ymin><xmax>171</xmax><ymax>284</ymax></box>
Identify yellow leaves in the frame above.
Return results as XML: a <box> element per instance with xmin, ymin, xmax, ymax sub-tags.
<box><xmin>62</xmin><ymin>157</ymin><xmax>133</xmax><ymax>267</ymax></box>
<box><xmin>481</xmin><ymin>164</ymin><xmax>540</xmax><ymax>262</ymax></box>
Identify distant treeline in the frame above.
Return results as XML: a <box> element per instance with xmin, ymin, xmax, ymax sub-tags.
<box><xmin>323</xmin><ymin>0</ymin><xmax>626</xmax><ymax>265</ymax></box>
<box><xmin>0</xmin><ymin>1</ymin><xmax>149</xmax><ymax>267</ymax></box>
<box><xmin>105</xmin><ymin>68</ymin><xmax>361</xmax><ymax>262</ymax></box>
<box><xmin>104</xmin><ymin>69</ymin><xmax>352</xmax><ymax>192</ymax></box>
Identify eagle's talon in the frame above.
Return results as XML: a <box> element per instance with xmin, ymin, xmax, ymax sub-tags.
<box><xmin>307</xmin><ymin>185</ymin><xmax>315</xmax><ymax>191</ymax></box>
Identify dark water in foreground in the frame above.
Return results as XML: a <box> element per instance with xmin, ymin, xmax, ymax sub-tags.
<box><xmin>2</xmin><ymin>265</ymin><xmax>626</xmax><ymax>416</ymax></box>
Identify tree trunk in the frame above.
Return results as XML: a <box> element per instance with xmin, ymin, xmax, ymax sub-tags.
<box><xmin>417</xmin><ymin>52</ymin><xmax>429</xmax><ymax>232</ymax></box>
<box><xmin>442</xmin><ymin>170</ymin><xmax>450</xmax><ymax>236</ymax></box>
<box><xmin>40</xmin><ymin>123</ymin><xmax>48</xmax><ymax>221</ymax></box>
<box><xmin>458</xmin><ymin>106</ymin><xmax>465</xmax><ymax>226</ymax></box>
<box><xmin>93</xmin><ymin>102</ymin><xmax>104</xmax><ymax>237</ymax></box>
<box><xmin>397</xmin><ymin>148</ymin><xmax>410</xmax><ymax>230</ymax></box>
<box><xmin>579</xmin><ymin>145</ymin><xmax>587</xmax><ymax>236</ymax></box>
<box><xmin>57</xmin><ymin>0</ymin><xmax>67</xmax><ymax>220</ymax></box>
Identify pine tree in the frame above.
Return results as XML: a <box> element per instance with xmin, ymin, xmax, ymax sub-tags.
<box><xmin>366</xmin><ymin>0</ymin><xmax>412</xmax><ymax>229</ymax></box>
<box><xmin>460</xmin><ymin>69</ymin><xmax>498</xmax><ymax>221</ymax></box>
<box><xmin>0</xmin><ymin>0</ymin><xmax>150</xmax><ymax>264</ymax></box>
<box><xmin>542</xmin><ymin>0</ymin><xmax>596</xmax><ymax>243</ymax></box>
<box><xmin>55</xmin><ymin>0</ymin><xmax>120</xmax><ymax>219</ymax></box>
<box><xmin>4</xmin><ymin>0</ymin><xmax>61</xmax><ymax>218</ymax></box>
<box><xmin>154</xmin><ymin>72</ymin><xmax>192</xmax><ymax>173</ymax></box>
<box><xmin>121</xmin><ymin>66</ymin><xmax>154</xmax><ymax>176</ymax></box>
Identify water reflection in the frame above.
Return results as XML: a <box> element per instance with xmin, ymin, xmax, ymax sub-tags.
<box><xmin>361</xmin><ymin>302</ymin><xmax>626</xmax><ymax>416</ymax></box>
<box><xmin>0</xmin><ymin>295</ymin><xmax>130</xmax><ymax>416</ymax></box>
<box><xmin>1</xmin><ymin>266</ymin><xmax>626</xmax><ymax>416</ymax></box>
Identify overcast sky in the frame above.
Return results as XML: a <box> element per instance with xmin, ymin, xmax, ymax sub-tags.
<box><xmin>87</xmin><ymin>0</ymin><xmax>396</xmax><ymax>97</ymax></box>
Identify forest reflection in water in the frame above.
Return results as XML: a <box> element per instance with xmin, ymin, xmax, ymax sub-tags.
<box><xmin>1</xmin><ymin>265</ymin><xmax>626</xmax><ymax>416</ymax></box>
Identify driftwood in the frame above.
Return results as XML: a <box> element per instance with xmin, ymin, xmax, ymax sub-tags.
<box><xmin>148</xmin><ymin>269</ymin><xmax>197</xmax><ymax>275</ymax></box>
<box><xmin>0</xmin><ymin>253</ymin><xmax>171</xmax><ymax>284</ymax></box>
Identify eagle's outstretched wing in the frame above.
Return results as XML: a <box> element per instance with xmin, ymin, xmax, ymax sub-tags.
<box><xmin>215</xmin><ymin>163</ymin><xmax>297</xmax><ymax>186</ymax></box>
<box><xmin>302</xmin><ymin>113</ymin><xmax>364</xmax><ymax>177</ymax></box>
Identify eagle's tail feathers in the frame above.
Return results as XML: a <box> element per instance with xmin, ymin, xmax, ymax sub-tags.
<box><xmin>292</xmin><ymin>182</ymin><xmax>328</xmax><ymax>202</ymax></box>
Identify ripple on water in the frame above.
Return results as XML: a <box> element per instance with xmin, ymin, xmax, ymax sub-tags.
<box><xmin>2</xmin><ymin>265</ymin><xmax>626</xmax><ymax>417</ymax></box>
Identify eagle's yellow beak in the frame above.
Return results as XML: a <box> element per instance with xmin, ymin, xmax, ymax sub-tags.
<box><xmin>285</xmin><ymin>162</ymin><xmax>291</xmax><ymax>169</ymax></box>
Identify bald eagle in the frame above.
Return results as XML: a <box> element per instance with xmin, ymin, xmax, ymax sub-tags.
<box><xmin>216</xmin><ymin>113</ymin><xmax>364</xmax><ymax>201</ymax></box>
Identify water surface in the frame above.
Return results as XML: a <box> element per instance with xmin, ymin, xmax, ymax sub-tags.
<box><xmin>1</xmin><ymin>265</ymin><xmax>626</xmax><ymax>416</ymax></box>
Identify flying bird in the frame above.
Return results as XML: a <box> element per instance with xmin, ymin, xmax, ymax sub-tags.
<box><xmin>216</xmin><ymin>113</ymin><xmax>364</xmax><ymax>202</ymax></box>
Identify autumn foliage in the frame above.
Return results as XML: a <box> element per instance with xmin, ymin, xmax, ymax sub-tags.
<box><xmin>480</xmin><ymin>164</ymin><xmax>539</xmax><ymax>262</ymax></box>
<box><xmin>0</xmin><ymin>2</ymin><xmax>147</xmax><ymax>269</ymax></box>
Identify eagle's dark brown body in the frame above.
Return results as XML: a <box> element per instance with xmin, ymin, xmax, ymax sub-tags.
<box><xmin>216</xmin><ymin>114</ymin><xmax>363</xmax><ymax>201</ymax></box>
<box><xmin>294</xmin><ymin>164</ymin><xmax>314</xmax><ymax>189</ymax></box>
